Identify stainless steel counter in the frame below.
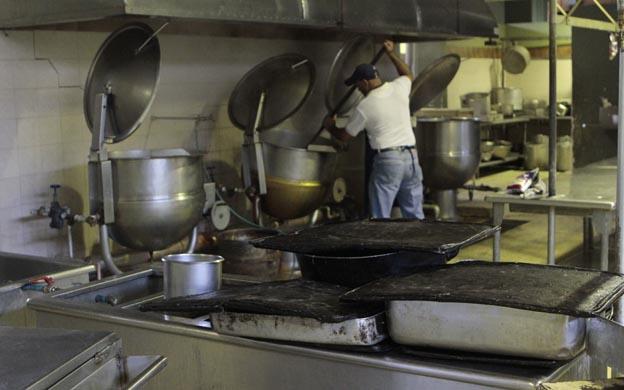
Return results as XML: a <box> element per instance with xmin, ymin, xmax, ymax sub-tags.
<box><xmin>27</xmin><ymin>269</ymin><xmax>612</xmax><ymax>390</ymax></box>
<box><xmin>0</xmin><ymin>326</ymin><xmax>166</xmax><ymax>389</ymax></box>
<box><xmin>485</xmin><ymin>161</ymin><xmax>617</xmax><ymax>268</ymax></box>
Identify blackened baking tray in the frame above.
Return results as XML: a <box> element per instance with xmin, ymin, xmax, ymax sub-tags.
<box><xmin>341</xmin><ymin>261</ymin><xmax>624</xmax><ymax>317</ymax></box>
<box><xmin>141</xmin><ymin>279</ymin><xmax>384</xmax><ymax>322</ymax></box>
<box><xmin>140</xmin><ymin>280</ymin><xmax>387</xmax><ymax>345</ymax></box>
<box><xmin>341</xmin><ymin>261</ymin><xmax>624</xmax><ymax>360</ymax></box>
<box><xmin>251</xmin><ymin>219</ymin><xmax>499</xmax><ymax>257</ymax></box>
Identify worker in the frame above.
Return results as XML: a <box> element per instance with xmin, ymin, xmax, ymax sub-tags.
<box><xmin>323</xmin><ymin>40</ymin><xmax>424</xmax><ymax>219</ymax></box>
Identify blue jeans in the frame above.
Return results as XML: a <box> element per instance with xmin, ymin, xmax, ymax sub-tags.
<box><xmin>369</xmin><ymin>149</ymin><xmax>424</xmax><ymax>219</ymax></box>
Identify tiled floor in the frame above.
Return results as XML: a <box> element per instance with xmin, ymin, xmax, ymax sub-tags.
<box><xmin>451</xmin><ymin>169</ymin><xmax>608</xmax><ymax>270</ymax></box>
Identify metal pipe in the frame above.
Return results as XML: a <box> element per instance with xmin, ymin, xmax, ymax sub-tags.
<box><xmin>185</xmin><ymin>226</ymin><xmax>198</xmax><ymax>254</ymax></box>
<box><xmin>616</xmin><ymin>0</ymin><xmax>624</xmax><ymax>324</ymax></box>
<box><xmin>99</xmin><ymin>224</ymin><xmax>123</xmax><ymax>275</ymax></box>
<box><xmin>548</xmin><ymin>207</ymin><xmax>556</xmax><ymax>265</ymax></box>
<box><xmin>549</xmin><ymin>0</ymin><xmax>557</xmax><ymax>197</ymax></box>
<box><xmin>67</xmin><ymin>224</ymin><xmax>74</xmax><ymax>258</ymax></box>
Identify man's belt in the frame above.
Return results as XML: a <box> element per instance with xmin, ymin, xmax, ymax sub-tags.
<box><xmin>377</xmin><ymin>145</ymin><xmax>416</xmax><ymax>153</ymax></box>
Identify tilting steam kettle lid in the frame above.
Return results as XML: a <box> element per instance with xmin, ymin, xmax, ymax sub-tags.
<box><xmin>83</xmin><ymin>23</ymin><xmax>161</xmax><ymax>143</ymax></box>
<box><xmin>325</xmin><ymin>35</ymin><xmax>375</xmax><ymax>116</ymax></box>
<box><xmin>228</xmin><ymin>53</ymin><xmax>316</xmax><ymax>132</ymax></box>
<box><xmin>409</xmin><ymin>54</ymin><xmax>461</xmax><ymax>115</ymax></box>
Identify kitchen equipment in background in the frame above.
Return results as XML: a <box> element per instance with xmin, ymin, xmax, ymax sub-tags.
<box><xmin>251</xmin><ymin>219</ymin><xmax>498</xmax><ymax>286</ymax></box>
<box><xmin>98</xmin><ymin>149</ymin><xmax>204</xmax><ymax>252</ymax></box>
<box><xmin>557</xmin><ymin>136</ymin><xmax>573</xmax><ymax>172</ymax></box>
<box><xmin>324</xmin><ymin>35</ymin><xmax>375</xmax><ymax>116</ymax></box>
<box><xmin>307</xmin><ymin>35</ymin><xmax>385</xmax><ymax>146</ymax></box>
<box><xmin>524</xmin><ymin>142</ymin><xmax>548</xmax><ymax>170</ymax></box>
<box><xmin>491</xmin><ymin>87</ymin><xmax>523</xmax><ymax>112</ymax></box>
<box><xmin>409</xmin><ymin>54</ymin><xmax>461</xmax><ymax>114</ymax></box>
<box><xmin>162</xmin><ymin>253</ymin><xmax>223</xmax><ymax>299</ymax></box>
<box><xmin>207</xmin><ymin>228</ymin><xmax>283</xmax><ymax>279</ymax></box>
<box><xmin>84</xmin><ymin>23</ymin><xmax>205</xmax><ymax>274</ymax></box>
<box><xmin>480</xmin><ymin>140</ymin><xmax>494</xmax><ymax>161</ymax></box>
<box><xmin>251</xmin><ymin>128</ymin><xmax>337</xmax><ymax>220</ymax></box>
<box><xmin>229</xmin><ymin>53</ymin><xmax>338</xmax><ymax>221</ymax></box>
<box><xmin>343</xmin><ymin>261</ymin><xmax>624</xmax><ymax>360</ymax></box>
<box><xmin>492</xmin><ymin>140</ymin><xmax>512</xmax><ymax>159</ymax></box>
<box><xmin>501</xmin><ymin>45</ymin><xmax>531</xmax><ymax>74</ymax></box>
<box><xmin>1</xmin><ymin>327</ymin><xmax>166</xmax><ymax>389</ymax></box>
<box><xmin>415</xmin><ymin>117</ymin><xmax>481</xmax><ymax>221</ymax></box>
<box><xmin>460</xmin><ymin>92</ymin><xmax>490</xmax><ymax>120</ymax></box>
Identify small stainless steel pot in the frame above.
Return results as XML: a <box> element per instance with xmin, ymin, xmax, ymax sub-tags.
<box><xmin>162</xmin><ymin>254</ymin><xmax>224</xmax><ymax>299</ymax></box>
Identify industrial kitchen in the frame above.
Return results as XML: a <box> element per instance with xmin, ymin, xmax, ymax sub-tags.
<box><xmin>0</xmin><ymin>1</ymin><xmax>623</xmax><ymax>389</ymax></box>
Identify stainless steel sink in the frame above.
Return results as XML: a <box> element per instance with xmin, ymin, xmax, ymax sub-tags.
<box><xmin>0</xmin><ymin>251</ymin><xmax>94</xmax><ymax>326</ymax></box>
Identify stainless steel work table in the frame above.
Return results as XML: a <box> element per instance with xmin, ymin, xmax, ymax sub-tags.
<box><xmin>485</xmin><ymin>161</ymin><xmax>617</xmax><ymax>268</ymax></box>
<box><xmin>27</xmin><ymin>269</ymin><xmax>610</xmax><ymax>390</ymax></box>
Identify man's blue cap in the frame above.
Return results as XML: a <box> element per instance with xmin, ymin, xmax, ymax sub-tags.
<box><xmin>344</xmin><ymin>63</ymin><xmax>379</xmax><ymax>86</ymax></box>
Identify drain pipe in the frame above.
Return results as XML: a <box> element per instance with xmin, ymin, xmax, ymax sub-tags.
<box><xmin>616</xmin><ymin>0</ymin><xmax>624</xmax><ymax>324</ymax></box>
<box><xmin>99</xmin><ymin>224</ymin><xmax>123</xmax><ymax>275</ymax></box>
<box><xmin>185</xmin><ymin>226</ymin><xmax>198</xmax><ymax>254</ymax></box>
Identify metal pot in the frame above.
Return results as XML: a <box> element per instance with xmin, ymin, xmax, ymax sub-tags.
<box><xmin>162</xmin><ymin>253</ymin><xmax>223</xmax><ymax>299</ymax></box>
<box><xmin>210</xmin><ymin>228</ymin><xmax>282</xmax><ymax>278</ymax></box>
<box><xmin>297</xmin><ymin>251</ymin><xmax>447</xmax><ymax>288</ymax></box>
<box><xmin>414</xmin><ymin>118</ymin><xmax>481</xmax><ymax>190</ymax></box>
<box><xmin>91</xmin><ymin>149</ymin><xmax>205</xmax><ymax>252</ymax></box>
<box><xmin>491</xmin><ymin>87</ymin><xmax>523</xmax><ymax>111</ymax></box>
<box><xmin>460</xmin><ymin>92</ymin><xmax>490</xmax><ymax>118</ymax></box>
<box><xmin>250</xmin><ymin>129</ymin><xmax>337</xmax><ymax>220</ymax></box>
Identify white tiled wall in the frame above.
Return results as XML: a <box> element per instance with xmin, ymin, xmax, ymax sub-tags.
<box><xmin>0</xmin><ymin>27</ymin><xmax>340</xmax><ymax>259</ymax></box>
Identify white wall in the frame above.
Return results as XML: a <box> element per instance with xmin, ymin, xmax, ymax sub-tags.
<box><xmin>447</xmin><ymin>57</ymin><xmax>573</xmax><ymax>108</ymax></box>
<box><xmin>0</xmin><ymin>28</ymin><xmax>339</xmax><ymax>259</ymax></box>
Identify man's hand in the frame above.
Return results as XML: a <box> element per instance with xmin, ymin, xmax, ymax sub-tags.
<box><xmin>384</xmin><ymin>40</ymin><xmax>395</xmax><ymax>53</ymax></box>
<box><xmin>323</xmin><ymin>114</ymin><xmax>337</xmax><ymax>131</ymax></box>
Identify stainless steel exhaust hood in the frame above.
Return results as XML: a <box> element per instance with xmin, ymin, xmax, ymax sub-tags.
<box><xmin>0</xmin><ymin>0</ymin><xmax>497</xmax><ymax>40</ymax></box>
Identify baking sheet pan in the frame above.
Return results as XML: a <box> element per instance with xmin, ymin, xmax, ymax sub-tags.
<box><xmin>140</xmin><ymin>279</ymin><xmax>384</xmax><ymax>323</ymax></box>
<box><xmin>210</xmin><ymin>311</ymin><xmax>386</xmax><ymax>346</ymax></box>
<box><xmin>251</xmin><ymin>219</ymin><xmax>499</xmax><ymax>257</ymax></box>
<box><xmin>342</xmin><ymin>261</ymin><xmax>624</xmax><ymax>317</ymax></box>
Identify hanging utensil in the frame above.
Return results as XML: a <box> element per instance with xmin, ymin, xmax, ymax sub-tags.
<box><xmin>502</xmin><ymin>44</ymin><xmax>531</xmax><ymax>74</ymax></box>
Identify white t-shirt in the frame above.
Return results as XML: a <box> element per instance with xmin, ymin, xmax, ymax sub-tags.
<box><xmin>345</xmin><ymin>76</ymin><xmax>416</xmax><ymax>150</ymax></box>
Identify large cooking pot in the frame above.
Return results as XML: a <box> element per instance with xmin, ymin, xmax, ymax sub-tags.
<box><xmin>460</xmin><ymin>92</ymin><xmax>490</xmax><ymax>118</ymax></box>
<box><xmin>297</xmin><ymin>250</ymin><xmax>447</xmax><ymax>288</ymax></box>
<box><xmin>414</xmin><ymin>118</ymin><xmax>480</xmax><ymax>190</ymax></box>
<box><xmin>90</xmin><ymin>149</ymin><xmax>205</xmax><ymax>251</ymax></box>
<box><xmin>491</xmin><ymin>87</ymin><xmax>523</xmax><ymax>111</ymax></box>
<box><xmin>250</xmin><ymin>129</ymin><xmax>337</xmax><ymax>220</ymax></box>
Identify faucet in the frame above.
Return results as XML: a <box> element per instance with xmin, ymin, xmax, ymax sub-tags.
<box><xmin>47</xmin><ymin>184</ymin><xmax>68</xmax><ymax>229</ymax></box>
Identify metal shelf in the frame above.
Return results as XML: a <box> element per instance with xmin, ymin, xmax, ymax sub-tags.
<box><xmin>479</xmin><ymin>152</ymin><xmax>523</xmax><ymax>168</ymax></box>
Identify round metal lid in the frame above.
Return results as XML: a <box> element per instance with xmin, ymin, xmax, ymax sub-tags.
<box><xmin>228</xmin><ymin>54</ymin><xmax>315</xmax><ymax>131</ymax></box>
<box><xmin>83</xmin><ymin>23</ymin><xmax>161</xmax><ymax>143</ymax></box>
<box><xmin>325</xmin><ymin>36</ymin><xmax>375</xmax><ymax>116</ymax></box>
<box><xmin>409</xmin><ymin>54</ymin><xmax>461</xmax><ymax>115</ymax></box>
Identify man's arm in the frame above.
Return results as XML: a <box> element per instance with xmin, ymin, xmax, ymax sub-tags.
<box><xmin>323</xmin><ymin>115</ymin><xmax>353</xmax><ymax>143</ymax></box>
<box><xmin>384</xmin><ymin>40</ymin><xmax>414</xmax><ymax>82</ymax></box>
